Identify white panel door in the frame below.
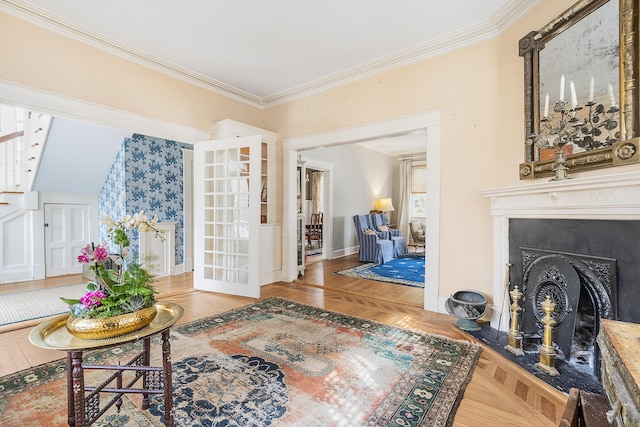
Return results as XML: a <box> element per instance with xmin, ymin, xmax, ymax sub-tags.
<box><xmin>194</xmin><ymin>135</ymin><xmax>261</xmax><ymax>298</ymax></box>
<box><xmin>45</xmin><ymin>203</ymin><xmax>89</xmax><ymax>277</ymax></box>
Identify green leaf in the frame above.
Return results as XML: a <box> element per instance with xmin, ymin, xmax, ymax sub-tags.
<box><xmin>60</xmin><ymin>297</ymin><xmax>81</xmax><ymax>305</ymax></box>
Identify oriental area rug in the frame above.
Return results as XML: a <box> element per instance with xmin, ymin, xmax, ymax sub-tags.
<box><xmin>0</xmin><ymin>297</ymin><xmax>481</xmax><ymax>426</ymax></box>
<box><xmin>335</xmin><ymin>254</ymin><xmax>426</xmax><ymax>288</ymax></box>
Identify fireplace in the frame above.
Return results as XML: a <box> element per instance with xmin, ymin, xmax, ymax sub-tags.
<box><xmin>508</xmin><ymin>218</ymin><xmax>640</xmax><ymax>378</ymax></box>
<box><xmin>480</xmin><ymin>171</ymin><xmax>640</xmax><ymax>388</ymax></box>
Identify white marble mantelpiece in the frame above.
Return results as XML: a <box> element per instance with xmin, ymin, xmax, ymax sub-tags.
<box><xmin>480</xmin><ymin>171</ymin><xmax>640</xmax><ymax>330</ymax></box>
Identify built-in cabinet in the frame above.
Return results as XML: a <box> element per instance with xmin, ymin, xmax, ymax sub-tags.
<box><xmin>211</xmin><ymin>120</ymin><xmax>277</xmax><ymax>224</ymax></box>
<box><xmin>208</xmin><ymin>120</ymin><xmax>281</xmax><ymax>287</ymax></box>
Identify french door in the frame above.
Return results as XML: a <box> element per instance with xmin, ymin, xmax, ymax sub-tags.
<box><xmin>193</xmin><ymin>135</ymin><xmax>261</xmax><ymax>298</ymax></box>
<box><xmin>44</xmin><ymin>203</ymin><xmax>89</xmax><ymax>277</ymax></box>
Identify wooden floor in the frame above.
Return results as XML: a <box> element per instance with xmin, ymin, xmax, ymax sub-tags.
<box><xmin>0</xmin><ymin>254</ymin><xmax>567</xmax><ymax>426</ymax></box>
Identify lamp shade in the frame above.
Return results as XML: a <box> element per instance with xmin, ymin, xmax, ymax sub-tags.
<box><xmin>375</xmin><ymin>198</ymin><xmax>395</xmax><ymax>212</ymax></box>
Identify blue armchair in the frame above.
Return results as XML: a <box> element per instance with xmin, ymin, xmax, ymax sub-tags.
<box><xmin>353</xmin><ymin>215</ymin><xmax>394</xmax><ymax>264</ymax></box>
<box><xmin>370</xmin><ymin>213</ymin><xmax>408</xmax><ymax>258</ymax></box>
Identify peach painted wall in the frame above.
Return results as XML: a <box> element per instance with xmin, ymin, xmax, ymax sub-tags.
<box><xmin>264</xmin><ymin>0</ymin><xmax>640</xmax><ymax>303</ymax></box>
<box><xmin>2</xmin><ymin>0</ymin><xmax>636</xmax><ymax>305</ymax></box>
<box><xmin>264</xmin><ymin>40</ymin><xmax>501</xmax><ymax>302</ymax></box>
<box><xmin>0</xmin><ymin>12</ymin><xmax>261</xmax><ymax>131</ymax></box>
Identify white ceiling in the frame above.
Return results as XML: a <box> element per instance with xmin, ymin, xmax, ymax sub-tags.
<box><xmin>2</xmin><ymin>0</ymin><xmax>538</xmax><ymax>106</ymax></box>
<box><xmin>32</xmin><ymin>117</ymin><xmax>132</xmax><ymax>194</ymax></box>
<box><xmin>2</xmin><ymin>0</ymin><xmax>537</xmax><ymax>184</ymax></box>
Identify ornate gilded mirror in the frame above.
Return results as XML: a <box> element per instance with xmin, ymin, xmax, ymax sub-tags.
<box><xmin>519</xmin><ymin>0</ymin><xmax>639</xmax><ymax>180</ymax></box>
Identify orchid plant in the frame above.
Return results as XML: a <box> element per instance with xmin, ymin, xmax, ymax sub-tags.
<box><xmin>61</xmin><ymin>211</ymin><xmax>165</xmax><ymax>319</ymax></box>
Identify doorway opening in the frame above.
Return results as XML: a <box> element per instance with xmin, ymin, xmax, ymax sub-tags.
<box><xmin>282</xmin><ymin>111</ymin><xmax>440</xmax><ymax>312</ymax></box>
<box><xmin>304</xmin><ymin>167</ymin><xmax>325</xmax><ymax>264</ymax></box>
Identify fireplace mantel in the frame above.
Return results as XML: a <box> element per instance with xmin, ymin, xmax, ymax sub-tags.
<box><xmin>481</xmin><ymin>171</ymin><xmax>640</xmax><ymax>217</ymax></box>
<box><xmin>480</xmin><ymin>171</ymin><xmax>640</xmax><ymax>330</ymax></box>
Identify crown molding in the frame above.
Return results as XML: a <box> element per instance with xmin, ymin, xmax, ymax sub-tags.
<box><xmin>263</xmin><ymin>1</ymin><xmax>541</xmax><ymax>107</ymax></box>
<box><xmin>490</xmin><ymin>0</ymin><xmax>540</xmax><ymax>31</ymax></box>
<box><xmin>1</xmin><ymin>0</ymin><xmax>540</xmax><ymax>109</ymax></box>
<box><xmin>263</xmin><ymin>20</ymin><xmax>503</xmax><ymax>107</ymax></box>
<box><xmin>0</xmin><ymin>0</ymin><xmax>264</xmax><ymax>108</ymax></box>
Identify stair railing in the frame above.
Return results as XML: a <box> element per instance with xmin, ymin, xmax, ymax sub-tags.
<box><xmin>0</xmin><ymin>107</ymin><xmax>51</xmax><ymax>194</ymax></box>
<box><xmin>0</xmin><ymin>130</ymin><xmax>24</xmax><ymax>192</ymax></box>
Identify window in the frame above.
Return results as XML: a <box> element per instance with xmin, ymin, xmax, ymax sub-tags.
<box><xmin>410</xmin><ymin>165</ymin><xmax>426</xmax><ymax>217</ymax></box>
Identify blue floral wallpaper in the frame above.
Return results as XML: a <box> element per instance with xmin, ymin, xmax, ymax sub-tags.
<box><xmin>99</xmin><ymin>147</ymin><xmax>126</xmax><ymax>252</ymax></box>
<box><xmin>100</xmin><ymin>133</ymin><xmax>192</xmax><ymax>266</ymax></box>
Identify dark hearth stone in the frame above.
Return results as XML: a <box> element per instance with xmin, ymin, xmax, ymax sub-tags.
<box><xmin>466</xmin><ymin>322</ymin><xmax>603</xmax><ymax>395</ymax></box>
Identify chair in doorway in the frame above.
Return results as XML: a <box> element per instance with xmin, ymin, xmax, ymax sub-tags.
<box><xmin>409</xmin><ymin>221</ymin><xmax>426</xmax><ymax>253</ymax></box>
<box><xmin>307</xmin><ymin>212</ymin><xmax>323</xmax><ymax>249</ymax></box>
<box><xmin>370</xmin><ymin>213</ymin><xmax>408</xmax><ymax>257</ymax></box>
<box><xmin>353</xmin><ymin>215</ymin><xmax>394</xmax><ymax>264</ymax></box>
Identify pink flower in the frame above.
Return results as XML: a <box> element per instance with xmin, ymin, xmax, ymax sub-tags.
<box><xmin>80</xmin><ymin>290</ymin><xmax>106</xmax><ymax>309</ymax></box>
<box><xmin>93</xmin><ymin>246</ymin><xmax>109</xmax><ymax>262</ymax></box>
<box><xmin>76</xmin><ymin>244</ymin><xmax>110</xmax><ymax>265</ymax></box>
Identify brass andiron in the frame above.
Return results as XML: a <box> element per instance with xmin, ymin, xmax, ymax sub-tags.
<box><xmin>536</xmin><ymin>295</ymin><xmax>560</xmax><ymax>376</ymax></box>
<box><xmin>505</xmin><ymin>285</ymin><xmax>525</xmax><ymax>356</ymax></box>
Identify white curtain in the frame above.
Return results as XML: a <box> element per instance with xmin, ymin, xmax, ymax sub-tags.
<box><xmin>398</xmin><ymin>159</ymin><xmax>412</xmax><ymax>240</ymax></box>
<box><xmin>311</xmin><ymin>171</ymin><xmax>323</xmax><ymax>215</ymax></box>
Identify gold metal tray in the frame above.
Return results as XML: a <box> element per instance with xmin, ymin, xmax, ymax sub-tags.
<box><xmin>28</xmin><ymin>301</ymin><xmax>184</xmax><ymax>351</ymax></box>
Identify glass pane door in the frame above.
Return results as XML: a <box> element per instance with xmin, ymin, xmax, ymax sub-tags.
<box><xmin>194</xmin><ymin>135</ymin><xmax>261</xmax><ymax>297</ymax></box>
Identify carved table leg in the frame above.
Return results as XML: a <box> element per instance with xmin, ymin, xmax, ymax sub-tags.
<box><xmin>70</xmin><ymin>351</ymin><xmax>86</xmax><ymax>427</ymax></box>
<box><xmin>66</xmin><ymin>352</ymin><xmax>75</xmax><ymax>427</ymax></box>
<box><xmin>142</xmin><ymin>337</ymin><xmax>151</xmax><ymax>409</ymax></box>
<box><xmin>162</xmin><ymin>329</ymin><xmax>173</xmax><ymax>426</ymax></box>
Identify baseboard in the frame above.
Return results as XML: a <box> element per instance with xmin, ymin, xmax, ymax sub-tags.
<box><xmin>260</xmin><ymin>269</ymin><xmax>282</xmax><ymax>286</ymax></box>
<box><xmin>332</xmin><ymin>246</ymin><xmax>359</xmax><ymax>259</ymax></box>
<box><xmin>0</xmin><ymin>268</ymin><xmax>34</xmax><ymax>284</ymax></box>
<box><xmin>437</xmin><ymin>295</ymin><xmax>449</xmax><ymax>315</ymax></box>
<box><xmin>33</xmin><ymin>263</ymin><xmax>46</xmax><ymax>280</ymax></box>
<box><xmin>174</xmin><ymin>263</ymin><xmax>185</xmax><ymax>275</ymax></box>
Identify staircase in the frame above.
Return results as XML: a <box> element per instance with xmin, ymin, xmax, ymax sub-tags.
<box><xmin>0</xmin><ymin>104</ymin><xmax>51</xmax><ymax>283</ymax></box>
<box><xmin>0</xmin><ymin>104</ymin><xmax>51</xmax><ymax>194</ymax></box>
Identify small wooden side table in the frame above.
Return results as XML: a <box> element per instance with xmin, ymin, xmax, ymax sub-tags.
<box><xmin>29</xmin><ymin>302</ymin><xmax>183</xmax><ymax>427</ymax></box>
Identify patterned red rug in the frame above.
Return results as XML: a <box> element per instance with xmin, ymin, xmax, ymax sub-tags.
<box><xmin>0</xmin><ymin>298</ymin><xmax>481</xmax><ymax>426</ymax></box>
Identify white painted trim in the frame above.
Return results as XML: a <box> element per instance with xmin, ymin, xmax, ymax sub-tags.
<box><xmin>283</xmin><ymin>111</ymin><xmax>440</xmax><ymax>312</ymax></box>
<box><xmin>424</xmin><ymin>124</ymin><xmax>441</xmax><ymax>312</ymax></box>
<box><xmin>259</xmin><ymin>223</ymin><xmax>283</xmax><ymax>285</ymax></box>
<box><xmin>283</xmin><ymin>111</ymin><xmax>441</xmax><ymax>151</ymax></box>
<box><xmin>139</xmin><ymin>222</ymin><xmax>176</xmax><ymax>277</ymax></box>
<box><xmin>282</xmin><ymin>151</ymin><xmax>299</xmax><ymax>282</ymax></box>
<box><xmin>0</xmin><ymin>80</ymin><xmax>209</xmax><ymax>143</ymax></box>
<box><xmin>0</xmin><ymin>208</ymin><xmax>32</xmax><ymax>283</ymax></box>
<box><xmin>332</xmin><ymin>246</ymin><xmax>359</xmax><ymax>259</ymax></box>
<box><xmin>183</xmin><ymin>149</ymin><xmax>194</xmax><ymax>273</ymax></box>
<box><xmin>299</xmin><ymin>157</ymin><xmax>334</xmax><ymax>263</ymax></box>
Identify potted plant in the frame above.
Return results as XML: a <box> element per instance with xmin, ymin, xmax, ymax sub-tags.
<box><xmin>61</xmin><ymin>211</ymin><xmax>165</xmax><ymax>339</ymax></box>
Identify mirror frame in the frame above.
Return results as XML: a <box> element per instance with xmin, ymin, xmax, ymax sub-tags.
<box><xmin>519</xmin><ymin>0</ymin><xmax>640</xmax><ymax>180</ymax></box>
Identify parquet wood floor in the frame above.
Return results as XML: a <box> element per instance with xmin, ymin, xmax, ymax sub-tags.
<box><xmin>0</xmin><ymin>255</ymin><xmax>568</xmax><ymax>426</ymax></box>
